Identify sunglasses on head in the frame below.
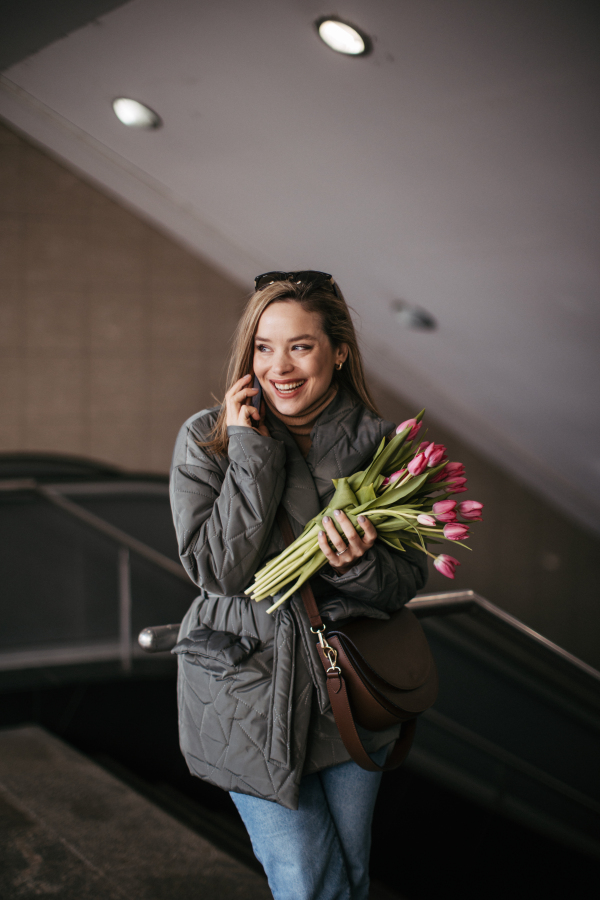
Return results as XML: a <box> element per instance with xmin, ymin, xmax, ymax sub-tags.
<box><xmin>254</xmin><ymin>270</ymin><xmax>341</xmax><ymax>298</ymax></box>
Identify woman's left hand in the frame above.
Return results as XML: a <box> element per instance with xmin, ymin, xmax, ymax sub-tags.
<box><xmin>318</xmin><ymin>510</ymin><xmax>377</xmax><ymax>575</ymax></box>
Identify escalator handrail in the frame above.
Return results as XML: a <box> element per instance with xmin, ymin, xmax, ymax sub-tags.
<box><xmin>410</xmin><ymin>592</ymin><xmax>600</xmax><ymax>685</ymax></box>
<box><xmin>138</xmin><ymin>595</ymin><xmax>600</xmax><ymax>689</ymax></box>
<box><xmin>0</xmin><ymin>478</ymin><xmax>190</xmax><ymax>584</ymax></box>
<box><xmin>37</xmin><ymin>484</ymin><xmax>190</xmax><ymax>583</ymax></box>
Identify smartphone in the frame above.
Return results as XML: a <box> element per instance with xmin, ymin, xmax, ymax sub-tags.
<box><xmin>251</xmin><ymin>375</ymin><xmax>262</xmax><ymax>413</ymax></box>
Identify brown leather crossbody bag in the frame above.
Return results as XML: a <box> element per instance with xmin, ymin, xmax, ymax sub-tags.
<box><xmin>277</xmin><ymin>508</ymin><xmax>438</xmax><ymax>772</ymax></box>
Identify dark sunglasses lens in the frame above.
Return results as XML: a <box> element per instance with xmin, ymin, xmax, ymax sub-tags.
<box><xmin>254</xmin><ymin>272</ymin><xmax>289</xmax><ymax>290</ymax></box>
<box><xmin>254</xmin><ymin>270</ymin><xmax>338</xmax><ymax>295</ymax></box>
<box><xmin>292</xmin><ymin>271</ymin><xmax>337</xmax><ymax>294</ymax></box>
<box><xmin>293</xmin><ymin>270</ymin><xmax>330</xmax><ymax>284</ymax></box>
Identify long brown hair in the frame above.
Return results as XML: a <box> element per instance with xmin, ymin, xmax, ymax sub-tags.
<box><xmin>201</xmin><ymin>279</ymin><xmax>379</xmax><ymax>455</ymax></box>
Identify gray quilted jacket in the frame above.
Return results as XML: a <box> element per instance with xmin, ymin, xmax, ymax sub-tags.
<box><xmin>170</xmin><ymin>390</ymin><xmax>428</xmax><ymax>809</ymax></box>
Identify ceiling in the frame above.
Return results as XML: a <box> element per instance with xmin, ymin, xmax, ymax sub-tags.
<box><xmin>1</xmin><ymin>0</ymin><xmax>599</xmax><ymax>532</ymax></box>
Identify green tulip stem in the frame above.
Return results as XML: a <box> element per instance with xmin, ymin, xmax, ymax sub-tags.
<box><xmin>250</xmin><ymin>552</ymin><xmax>317</xmax><ymax>599</ymax></box>
<box><xmin>251</xmin><ymin>540</ymin><xmax>316</xmax><ymax>586</ymax></box>
<box><xmin>266</xmin><ymin>551</ymin><xmax>327</xmax><ymax>613</ymax></box>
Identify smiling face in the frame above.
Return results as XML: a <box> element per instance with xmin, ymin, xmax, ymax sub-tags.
<box><xmin>253</xmin><ymin>300</ymin><xmax>348</xmax><ymax>416</ymax></box>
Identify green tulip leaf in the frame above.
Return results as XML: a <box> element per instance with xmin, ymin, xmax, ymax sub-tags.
<box><xmin>425</xmin><ymin>462</ymin><xmax>447</xmax><ymax>481</ymax></box>
<box><xmin>373</xmin><ymin>436</ymin><xmax>386</xmax><ymax>460</ymax></box>
<box><xmin>356</xmin><ymin>432</ymin><xmax>409</xmax><ymax>488</ymax></box>
<box><xmin>356</xmin><ymin>483</ymin><xmax>377</xmax><ymax>505</ymax></box>
<box><xmin>328</xmin><ymin>478</ymin><xmax>358</xmax><ymax>510</ymax></box>
<box><xmin>376</xmin><ymin>518</ymin><xmax>412</xmax><ymax>532</ymax></box>
<box><xmin>378</xmin><ymin>534</ymin><xmax>406</xmax><ymax>551</ymax></box>
<box><xmin>368</xmin><ymin>472</ymin><xmax>430</xmax><ymax>508</ymax></box>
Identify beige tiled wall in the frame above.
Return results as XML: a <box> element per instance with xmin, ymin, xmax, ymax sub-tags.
<box><xmin>0</xmin><ymin>119</ymin><xmax>245</xmax><ymax>471</ymax></box>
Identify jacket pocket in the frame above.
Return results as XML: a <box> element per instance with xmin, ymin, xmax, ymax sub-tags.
<box><xmin>173</xmin><ymin>626</ymin><xmax>260</xmax><ymax>675</ymax></box>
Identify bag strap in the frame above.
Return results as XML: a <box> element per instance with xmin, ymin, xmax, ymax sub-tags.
<box><xmin>275</xmin><ymin>507</ymin><xmax>415</xmax><ymax>772</ymax></box>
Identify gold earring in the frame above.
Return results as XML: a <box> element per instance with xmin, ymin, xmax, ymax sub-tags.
<box><xmin>335</xmin><ymin>361</ymin><xmax>343</xmax><ymax>371</ymax></box>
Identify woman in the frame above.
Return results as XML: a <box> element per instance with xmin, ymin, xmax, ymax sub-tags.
<box><xmin>170</xmin><ymin>271</ymin><xmax>428</xmax><ymax>900</ymax></box>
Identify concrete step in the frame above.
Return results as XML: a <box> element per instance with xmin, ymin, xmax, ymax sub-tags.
<box><xmin>0</xmin><ymin>725</ymin><xmax>407</xmax><ymax>900</ymax></box>
<box><xmin>0</xmin><ymin>724</ymin><xmax>271</xmax><ymax>900</ymax></box>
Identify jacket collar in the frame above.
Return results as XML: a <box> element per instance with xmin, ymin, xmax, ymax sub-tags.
<box><xmin>266</xmin><ymin>391</ymin><xmax>394</xmax><ymax>531</ymax></box>
<box><xmin>307</xmin><ymin>390</ymin><xmax>395</xmax><ymax>504</ymax></box>
<box><xmin>265</xmin><ymin>414</ymin><xmax>322</xmax><ymax>536</ymax></box>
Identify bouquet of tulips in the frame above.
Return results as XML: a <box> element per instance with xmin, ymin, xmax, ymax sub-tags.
<box><xmin>246</xmin><ymin>411</ymin><xmax>483</xmax><ymax>614</ymax></box>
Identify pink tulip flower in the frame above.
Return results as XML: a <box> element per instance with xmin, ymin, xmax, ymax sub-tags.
<box><xmin>407</xmin><ymin>454</ymin><xmax>428</xmax><ymax>476</ymax></box>
<box><xmin>380</xmin><ymin>469</ymin><xmax>406</xmax><ymax>490</ymax></box>
<box><xmin>421</xmin><ymin>442</ymin><xmax>435</xmax><ymax>459</ymax></box>
<box><xmin>429</xmin><ymin>461</ymin><xmax>466</xmax><ymax>484</ymax></box>
<box><xmin>397</xmin><ymin>418</ymin><xmax>422</xmax><ymax>441</ymax></box>
<box><xmin>417</xmin><ymin>514</ymin><xmax>437</xmax><ymax>526</ymax></box>
<box><xmin>443</xmin><ymin>523</ymin><xmax>470</xmax><ymax>540</ymax></box>
<box><xmin>429</xmin><ymin>468</ymin><xmax>448</xmax><ymax>483</ymax></box>
<box><xmin>433</xmin><ymin>499</ymin><xmax>457</xmax><ymax>523</ymax></box>
<box><xmin>459</xmin><ymin>500</ymin><xmax>484</xmax><ymax>521</ymax></box>
<box><xmin>423</xmin><ymin>441</ymin><xmax>444</xmax><ymax>459</ymax></box>
<box><xmin>433</xmin><ymin>554</ymin><xmax>461</xmax><ymax>579</ymax></box>
<box><xmin>447</xmin><ymin>476</ymin><xmax>468</xmax><ymax>493</ymax></box>
<box><xmin>427</xmin><ymin>446</ymin><xmax>447</xmax><ymax>468</ymax></box>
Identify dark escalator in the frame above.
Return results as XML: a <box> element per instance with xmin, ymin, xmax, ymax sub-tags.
<box><xmin>372</xmin><ymin>593</ymin><xmax>600</xmax><ymax>898</ymax></box>
<box><xmin>1</xmin><ymin>454</ymin><xmax>599</xmax><ymax>899</ymax></box>
<box><xmin>0</xmin><ymin>455</ymin><xmax>196</xmax><ymax>685</ymax></box>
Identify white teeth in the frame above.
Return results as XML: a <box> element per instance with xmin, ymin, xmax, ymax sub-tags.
<box><xmin>275</xmin><ymin>380</ymin><xmax>305</xmax><ymax>392</ymax></box>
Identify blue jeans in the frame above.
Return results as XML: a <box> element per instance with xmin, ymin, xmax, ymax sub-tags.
<box><xmin>230</xmin><ymin>748</ymin><xmax>387</xmax><ymax>900</ymax></box>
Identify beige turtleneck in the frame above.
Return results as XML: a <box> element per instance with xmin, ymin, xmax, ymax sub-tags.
<box><xmin>265</xmin><ymin>384</ymin><xmax>337</xmax><ymax>457</ymax></box>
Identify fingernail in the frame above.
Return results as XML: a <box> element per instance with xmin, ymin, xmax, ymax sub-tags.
<box><xmin>333</xmin><ymin>509</ymin><xmax>342</xmax><ymax>517</ymax></box>
<box><xmin>358</xmin><ymin>515</ymin><xmax>365</xmax><ymax>523</ymax></box>
<box><xmin>319</xmin><ymin>530</ymin><xmax>325</xmax><ymax>538</ymax></box>
<box><xmin>322</xmin><ymin>516</ymin><xmax>330</xmax><ymax>524</ymax></box>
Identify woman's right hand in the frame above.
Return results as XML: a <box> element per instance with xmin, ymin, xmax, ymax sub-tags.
<box><xmin>225</xmin><ymin>375</ymin><xmax>269</xmax><ymax>436</ymax></box>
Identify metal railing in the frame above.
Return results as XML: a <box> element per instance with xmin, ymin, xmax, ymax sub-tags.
<box><xmin>411</xmin><ymin>590</ymin><xmax>600</xmax><ymax>684</ymax></box>
<box><xmin>0</xmin><ymin>478</ymin><xmax>190</xmax><ymax>672</ymax></box>
<box><xmin>136</xmin><ymin>590</ymin><xmax>600</xmax><ymax>686</ymax></box>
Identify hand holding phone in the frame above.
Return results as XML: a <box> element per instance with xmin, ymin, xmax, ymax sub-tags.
<box><xmin>225</xmin><ymin>374</ymin><xmax>268</xmax><ymax>435</ymax></box>
<box><xmin>250</xmin><ymin>375</ymin><xmax>269</xmax><ymax>437</ymax></box>
<box><xmin>251</xmin><ymin>375</ymin><xmax>263</xmax><ymax>412</ymax></box>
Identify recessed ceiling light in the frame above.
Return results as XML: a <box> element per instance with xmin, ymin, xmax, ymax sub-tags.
<box><xmin>392</xmin><ymin>300</ymin><xmax>437</xmax><ymax>331</ymax></box>
<box><xmin>315</xmin><ymin>17</ymin><xmax>372</xmax><ymax>56</ymax></box>
<box><xmin>112</xmin><ymin>97</ymin><xmax>162</xmax><ymax>129</ymax></box>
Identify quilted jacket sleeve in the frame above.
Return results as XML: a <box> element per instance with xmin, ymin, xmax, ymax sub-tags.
<box><xmin>318</xmin><ymin>541</ymin><xmax>428</xmax><ymax>619</ymax></box>
<box><xmin>170</xmin><ymin>421</ymin><xmax>287</xmax><ymax>596</ymax></box>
